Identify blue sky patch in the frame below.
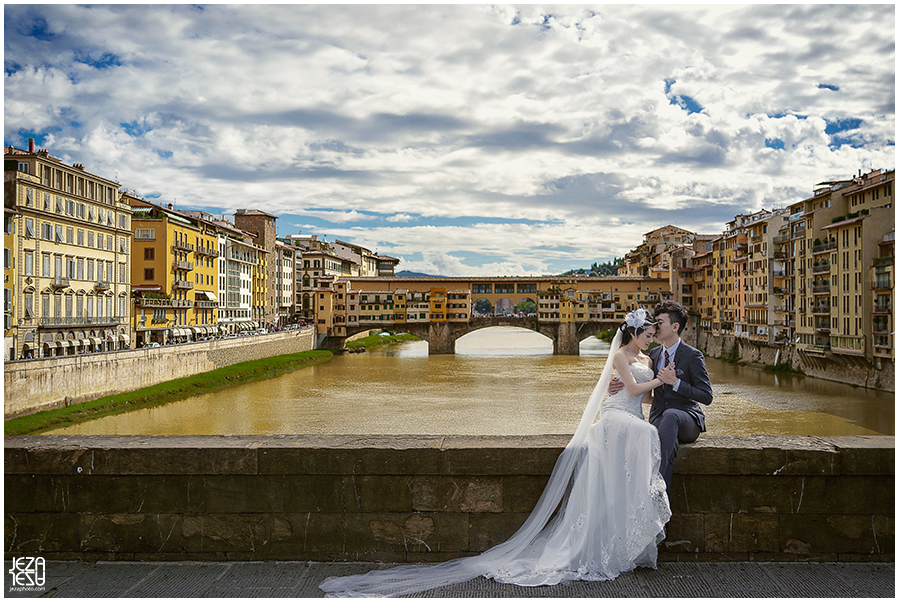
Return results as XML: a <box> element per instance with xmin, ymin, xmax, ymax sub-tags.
<box><xmin>817</xmin><ymin>83</ymin><xmax>839</xmax><ymax>91</ymax></box>
<box><xmin>121</xmin><ymin>120</ymin><xmax>152</xmax><ymax>138</ymax></box>
<box><xmin>75</xmin><ymin>52</ymin><xmax>122</xmax><ymax>70</ymax></box>
<box><xmin>765</xmin><ymin>138</ymin><xmax>785</xmax><ymax>150</ymax></box>
<box><xmin>664</xmin><ymin>79</ymin><xmax>703</xmax><ymax>114</ymax></box>
<box><xmin>21</xmin><ymin>17</ymin><xmax>54</xmax><ymax>41</ymax></box>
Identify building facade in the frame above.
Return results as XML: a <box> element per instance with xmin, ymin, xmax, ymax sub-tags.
<box><xmin>4</xmin><ymin>142</ymin><xmax>133</xmax><ymax>359</ymax></box>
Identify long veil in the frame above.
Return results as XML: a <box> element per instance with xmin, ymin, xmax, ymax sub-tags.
<box><xmin>319</xmin><ymin>329</ymin><xmax>624</xmax><ymax>597</ymax></box>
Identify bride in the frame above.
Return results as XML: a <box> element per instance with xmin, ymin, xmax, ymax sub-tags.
<box><xmin>320</xmin><ymin>309</ymin><xmax>672</xmax><ymax>597</ymax></box>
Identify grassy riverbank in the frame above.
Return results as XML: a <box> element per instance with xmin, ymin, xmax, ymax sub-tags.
<box><xmin>345</xmin><ymin>330</ymin><xmax>420</xmax><ymax>350</ymax></box>
<box><xmin>4</xmin><ymin>350</ymin><xmax>334</xmax><ymax>436</ymax></box>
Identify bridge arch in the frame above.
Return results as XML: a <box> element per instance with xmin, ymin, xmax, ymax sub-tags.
<box><xmin>455</xmin><ymin>325</ymin><xmax>553</xmax><ymax>355</ymax></box>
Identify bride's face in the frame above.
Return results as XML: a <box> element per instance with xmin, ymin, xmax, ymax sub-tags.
<box><xmin>635</xmin><ymin>326</ymin><xmax>656</xmax><ymax>350</ymax></box>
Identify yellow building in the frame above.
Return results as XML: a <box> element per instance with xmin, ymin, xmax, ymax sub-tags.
<box><xmin>5</xmin><ymin>142</ymin><xmax>133</xmax><ymax>359</ymax></box>
<box><xmin>127</xmin><ymin>196</ymin><xmax>219</xmax><ymax>346</ymax></box>
<box><xmin>4</xmin><ymin>206</ymin><xmax>21</xmax><ymax>360</ymax></box>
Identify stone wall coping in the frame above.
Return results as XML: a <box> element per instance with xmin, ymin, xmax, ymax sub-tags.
<box><xmin>5</xmin><ymin>434</ymin><xmax>893</xmax><ymax>477</ymax></box>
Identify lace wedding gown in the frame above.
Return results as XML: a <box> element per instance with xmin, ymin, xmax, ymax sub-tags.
<box><xmin>486</xmin><ymin>362</ymin><xmax>671</xmax><ymax>586</ymax></box>
<box><xmin>320</xmin><ymin>333</ymin><xmax>671</xmax><ymax>597</ymax></box>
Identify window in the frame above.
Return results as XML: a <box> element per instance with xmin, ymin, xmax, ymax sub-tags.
<box><xmin>55</xmin><ymin>225</ymin><xmax>63</xmax><ymax>242</ymax></box>
<box><xmin>144</xmin><ymin>247</ymin><xmax>155</xmax><ymax>260</ymax></box>
<box><xmin>24</xmin><ymin>251</ymin><xmax>34</xmax><ymax>275</ymax></box>
<box><xmin>43</xmin><ymin>193</ymin><xmax>50</xmax><ymax>211</ymax></box>
<box><xmin>56</xmin><ymin>196</ymin><xmax>63</xmax><ymax>212</ymax></box>
<box><xmin>41</xmin><ymin>222</ymin><xmax>52</xmax><ymax>240</ymax></box>
<box><xmin>107</xmin><ymin>235</ymin><xmax>113</xmax><ymax>250</ymax></box>
<box><xmin>87</xmin><ymin>260</ymin><xmax>94</xmax><ymax>281</ymax></box>
<box><xmin>3</xmin><ymin>248</ymin><xmax>9</xmax><ymax>270</ymax></box>
<box><xmin>88</xmin><ymin>232</ymin><xmax>95</xmax><ymax>247</ymax></box>
<box><xmin>77</xmin><ymin>229</ymin><xmax>84</xmax><ymax>246</ymax></box>
<box><xmin>77</xmin><ymin>259</ymin><xmax>84</xmax><ymax>280</ymax></box>
<box><xmin>119</xmin><ymin>238</ymin><xmax>127</xmax><ymax>253</ymax></box>
<box><xmin>43</xmin><ymin>254</ymin><xmax>50</xmax><ymax>277</ymax></box>
<box><xmin>144</xmin><ymin>268</ymin><xmax>154</xmax><ymax>281</ymax></box>
<box><xmin>25</xmin><ymin>188</ymin><xmax>33</xmax><ymax>206</ymax></box>
<box><xmin>25</xmin><ymin>218</ymin><xmax>35</xmax><ymax>238</ymax></box>
<box><xmin>66</xmin><ymin>227</ymin><xmax>74</xmax><ymax>244</ymax></box>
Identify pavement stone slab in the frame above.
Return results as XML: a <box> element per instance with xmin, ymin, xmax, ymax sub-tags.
<box><xmin>122</xmin><ymin>562</ymin><xmax>232</xmax><ymax>598</ymax></box>
<box><xmin>212</xmin><ymin>561</ymin><xmax>309</xmax><ymax>589</ymax></box>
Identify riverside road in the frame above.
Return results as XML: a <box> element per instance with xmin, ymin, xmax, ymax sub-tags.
<box><xmin>4</xmin><ymin>560</ymin><xmax>894</xmax><ymax>598</ymax></box>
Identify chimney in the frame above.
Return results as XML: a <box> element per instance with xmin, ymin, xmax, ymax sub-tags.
<box><xmin>28</xmin><ymin>138</ymin><xmax>34</xmax><ymax>153</ymax></box>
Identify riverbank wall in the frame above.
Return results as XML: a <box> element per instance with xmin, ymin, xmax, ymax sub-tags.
<box><xmin>5</xmin><ymin>434</ymin><xmax>893</xmax><ymax>563</ymax></box>
<box><xmin>3</xmin><ymin>328</ymin><xmax>316</xmax><ymax>419</ymax></box>
<box><xmin>690</xmin><ymin>329</ymin><xmax>894</xmax><ymax>393</ymax></box>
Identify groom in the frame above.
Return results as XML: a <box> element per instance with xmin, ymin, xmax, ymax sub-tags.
<box><xmin>611</xmin><ymin>300</ymin><xmax>713</xmax><ymax>492</ymax></box>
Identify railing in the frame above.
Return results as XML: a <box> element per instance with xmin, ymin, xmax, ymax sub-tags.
<box><xmin>51</xmin><ymin>277</ymin><xmax>69</xmax><ymax>289</ymax></box>
<box><xmin>173</xmin><ymin>280</ymin><xmax>194</xmax><ymax>290</ymax></box>
<box><xmin>812</xmin><ymin>241</ymin><xmax>838</xmax><ymax>254</ymax></box>
<box><xmin>38</xmin><ymin>317</ymin><xmax>123</xmax><ymax>326</ymax></box>
<box><xmin>172</xmin><ymin>241</ymin><xmax>195</xmax><ymax>252</ymax></box>
<box><xmin>873</xmin><ymin>256</ymin><xmax>894</xmax><ymax>268</ymax></box>
<box><xmin>195</xmin><ymin>300</ymin><xmax>218</xmax><ymax>308</ymax></box>
<box><xmin>137</xmin><ymin>298</ymin><xmax>192</xmax><ymax>308</ymax></box>
<box><xmin>195</xmin><ymin>246</ymin><xmax>217</xmax><ymax>257</ymax></box>
<box><xmin>95</xmin><ymin>280</ymin><xmax>110</xmax><ymax>291</ymax></box>
<box><xmin>812</xmin><ymin>285</ymin><xmax>831</xmax><ymax>294</ymax></box>
<box><xmin>772</xmin><ymin>270</ymin><xmax>786</xmax><ymax>278</ymax></box>
<box><xmin>173</xmin><ymin>260</ymin><xmax>194</xmax><ymax>271</ymax></box>
<box><xmin>773</xmin><ymin>234</ymin><xmax>791</xmax><ymax>244</ymax></box>
<box><xmin>792</xmin><ymin>228</ymin><xmax>806</xmax><ymax>239</ymax></box>
<box><xmin>811</xmin><ymin>263</ymin><xmax>831</xmax><ymax>274</ymax></box>
<box><xmin>811</xmin><ymin>305</ymin><xmax>831</xmax><ymax>315</ymax></box>
<box><xmin>873</xmin><ymin>304</ymin><xmax>891</xmax><ymax>314</ymax></box>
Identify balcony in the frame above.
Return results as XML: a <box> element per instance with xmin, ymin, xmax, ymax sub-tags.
<box><xmin>812</xmin><ymin>285</ymin><xmax>831</xmax><ymax>295</ymax></box>
<box><xmin>773</xmin><ymin>305</ymin><xmax>788</xmax><ymax>314</ymax></box>
<box><xmin>95</xmin><ymin>280</ymin><xmax>110</xmax><ymax>291</ymax></box>
<box><xmin>51</xmin><ymin>276</ymin><xmax>70</xmax><ymax>289</ymax></box>
<box><xmin>811</xmin><ymin>304</ymin><xmax>831</xmax><ymax>315</ymax></box>
<box><xmin>195</xmin><ymin>300</ymin><xmax>218</xmax><ymax>308</ymax></box>
<box><xmin>873</xmin><ymin>256</ymin><xmax>894</xmax><ymax>268</ymax></box>
<box><xmin>773</xmin><ymin>234</ymin><xmax>791</xmax><ymax>244</ymax></box>
<box><xmin>811</xmin><ymin>263</ymin><xmax>831</xmax><ymax>275</ymax></box>
<box><xmin>815</xmin><ymin>320</ymin><xmax>831</xmax><ymax>332</ymax></box>
<box><xmin>792</xmin><ymin>228</ymin><xmax>806</xmax><ymax>239</ymax></box>
<box><xmin>873</xmin><ymin>304</ymin><xmax>891</xmax><ymax>314</ymax></box>
<box><xmin>195</xmin><ymin>245</ymin><xmax>217</xmax><ymax>257</ymax></box>
<box><xmin>38</xmin><ymin>316</ymin><xmax>123</xmax><ymax>327</ymax></box>
<box><xmin>812</xmin><ymin>241</ymin><xmax>838</xmax><ymax>255</ymax></box>
<box><xmin>874</xmin><ymin>277</ymin><xmax>891</xmax><ymax>290</ymax></box>
<box><xmin>773</xmin><ymin>251</ymin><xmax>789</xmax><ymax>260</ymax></box>
<box><xmin>172</xmin><ymin>241</ymin><xmax>194</xmax><ymax>253</ymax></box>
<box><xmin>137</xmin><ymin>297</ymin><xmax>192</xmax><ymax>308</ymax></box>
<box><xmin>173</xmin><ymin>260</ymin><xmax>194</xmax><ymax>271</ymax></box>
<box><xmin>173</xmin><ymin>280</ymin><xmax>194</xmax><ymax>290</ymax></box>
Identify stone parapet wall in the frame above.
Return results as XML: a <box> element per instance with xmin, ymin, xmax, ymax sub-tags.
<box><xmin>4</xmin><ymin>435</ymin><xmax>893</xmax><ymax>562</ymax></box>
<box><xmin>3</xmin><ymin>328</ymin><xmax>315</xmax><ymax>419</ymax></box>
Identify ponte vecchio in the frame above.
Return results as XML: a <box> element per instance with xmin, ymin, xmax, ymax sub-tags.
<box><xmin>309</xmin><ymin>275</ymin><xmax>675</xmax><ymax>354</ymax></box>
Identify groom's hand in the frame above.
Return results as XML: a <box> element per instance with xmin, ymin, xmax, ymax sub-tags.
<box><xmin>608</xmin><ymin>377</ymin><xmax>624</xmax><ymax>395</ymax></box>
<box><xmin>658</xmin><ymin>363</ymin><xmax>677</xmax><ymax>385</ymax></box>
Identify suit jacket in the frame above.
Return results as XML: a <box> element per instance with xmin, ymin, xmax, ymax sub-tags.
<box><xmin>648</xmin><ymin>341</ymin><xmax>713</xmax><ymax>432</ymax></box>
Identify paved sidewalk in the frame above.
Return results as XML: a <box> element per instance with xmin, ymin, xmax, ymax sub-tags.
<box><xmin>4</xmin><ymin>560</ymin><xmax>894</xmax><ymax>598</ymax></box>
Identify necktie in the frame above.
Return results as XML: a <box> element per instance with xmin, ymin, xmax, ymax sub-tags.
<box><xmin>664</xmin><ymin>349</ymin><xmax>670</xmax><ymax>367</ymax></box>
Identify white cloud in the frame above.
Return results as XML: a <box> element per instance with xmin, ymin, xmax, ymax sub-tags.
<box><xmin>4</xmin><ymin>4</ymin><xmax>894</xmax><ymax>274</ymax></box>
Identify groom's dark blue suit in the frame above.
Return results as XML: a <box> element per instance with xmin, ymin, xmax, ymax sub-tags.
<box><xmin>648</xmin><ymin>341</ymin><xmax>713</xmax><ymax>491</ymax></box>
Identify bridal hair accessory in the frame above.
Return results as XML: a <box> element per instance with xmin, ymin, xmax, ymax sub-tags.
<box><xmin>624</xmin><ymin>308</ymin><xmax>651</xmax><ymax>330</ymax></box>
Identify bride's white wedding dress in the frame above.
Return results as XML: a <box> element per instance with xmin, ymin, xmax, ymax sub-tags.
<box><xmin>320</xmin><ymin>332</ymin><xmax>670</xmax><ymax>597</ymax></box>
<box><xmin>486</xmin><ymin>362</ymin><xmax>670</xmax><ymax>586</ymax></box>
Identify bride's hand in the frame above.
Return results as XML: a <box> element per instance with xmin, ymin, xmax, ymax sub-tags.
<box><xmin>658</xmin><ymin>363</ymin><xmax>677</xmax><ymax>385</ymax></box>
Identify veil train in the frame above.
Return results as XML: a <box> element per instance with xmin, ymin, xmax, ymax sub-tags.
<box><xmin>319</xmin><ymin>329</ymin><xmax>625</xmax><ymax>597</ymax></box>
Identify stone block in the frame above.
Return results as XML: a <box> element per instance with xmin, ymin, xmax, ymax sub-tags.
<box><xmin>829</xmin><ymin>436</ymin><xmax>895</xmax><ymax>475</ymax></box>
<box><xmin>4</xmin><ymin>441</ymin><xmax>93</xmax><ymax>475</ymax></box>
<box><xmin>283</xmin><ymin>475</ymin><xmax>350</xmax><ymax>513</ymax></box>
<box><xmin>500</xmin><ymin>475</ymin><xmax>547</xmax><ymax>513</ymax></box>
<box><xmin>740</xmin><ymin>476</ymin><xmax>809</xmax><ymax>514</ymax></box>
<box><xmin>205</xmin><ymin>475</ymin><xmax>284</xmax><ymax>513</ymax></box>
<box><xmin>672</xmin><ymin>475</ymin><xmax>741</xmax><ymax>513</ymax></box>
<box><xmin>79</xmin><ymin>513</ymin><xmax>183</xmax><ymax>554</ymax></box>
<box><xmin>358</xmin><ymin>476</ymin><xmax>414</xmax><ymax>513</ymax></box>
<box><xmin>411</xmin><ymin>476</ymin><xmax>502</xmax><ymax>513</ymax></box>
<box><xmin>731</xmin><ymin>513</ymin><xmax>780</xmax><ymax>553</ymax></box>
<box><xmin>779</xmin><ymin>514</ymin><xmax>893</xmax><ymax>555</ymax></box>
<box><xmin>4</xmin><ymin>474</ymin><xmax>37</xmax><ymax>512</ymax></box>
<box><xmin>441</xmin><ymin>436</ymin><xmax>562</xmax><ymax>475</ymax></box>
<box><xmin>661</xmin><ymin>513</ymin><xmax>704</xmax><ymax>554</ymax></box>
<box><xmin>467</xmin><ymin>512</ymin><xmax>529</xmax><ymax>552</ymax></box>
<box><xmin>676</xmin><ymin>436</ymin><xmax>787</xmax><ymax>475</ymax></box>
<box><xmin>5</xmin><ymin>512</ymin><xmax>80</xmax><ymax>553</ymax></box>
<box><xmin>34</xmin><ymin>476</ymin><xmax>200</xmax><ymax>514</ymax></box>
<box><xmin>259</xmin><ymin>446</ymin><xmax>441</xmax><ymax>476</ymax></box>
<box><xmin>788</xmin><ymin>476</ymin><xmax>894</xmax><ymax>515</ymax></box>
<box><xmin>182</xmin><ymin>513</ymin><xmax>268</xmax><ymax>553</ymax></box>
<box><xmin>90</xmin><ymin>446</ymin><xmax>257</xmax><ymax>475</ymax></box>
<box><xmin>306</xmin><ymin>512</ymin><xmax>469</xmax><ymax>555</ymax></box>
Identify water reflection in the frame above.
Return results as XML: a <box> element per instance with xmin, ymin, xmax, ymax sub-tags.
<box><xmin>48</xmin><ymin>328</ymin><xmax>893</xmax><ymax>437</ymax></box>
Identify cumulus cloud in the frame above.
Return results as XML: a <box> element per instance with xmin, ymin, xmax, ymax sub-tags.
<box><xmin>4</xmin><ymin>4</ymin><xmax>894</xmax><ymax>274</ymax></box>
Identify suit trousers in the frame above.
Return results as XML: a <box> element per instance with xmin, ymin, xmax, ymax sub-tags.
<box><xmin>651</xmin><ymin>408</ymin><xmax>701</xmax><ymax>492</ymax></box>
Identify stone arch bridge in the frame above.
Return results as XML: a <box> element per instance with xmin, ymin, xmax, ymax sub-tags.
<box><xmin>324</xmin><ymin>317</ymin><xmax>620</xmax><ymax>355</ymax></box>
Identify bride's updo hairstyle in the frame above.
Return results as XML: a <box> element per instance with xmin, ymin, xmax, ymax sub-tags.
<box><xmin>619</xmin><ymin>308</ymin><xmax>656</xmax><ymax>344</ymax></box>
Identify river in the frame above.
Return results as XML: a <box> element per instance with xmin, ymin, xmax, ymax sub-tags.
<box><xmin>48</xmin><ymin>327</ymin><xmax>893</xmax><ymax>437</ymax></box>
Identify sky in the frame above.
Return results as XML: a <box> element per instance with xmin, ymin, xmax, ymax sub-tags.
<box><xmin>4</xmin><ymin>4</ymin><xmax>895</xmax><ymax>276</ymax></box>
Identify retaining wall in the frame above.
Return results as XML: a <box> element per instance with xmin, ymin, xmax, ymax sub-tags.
<box><xmin>3</xmin><ymin>328</ymin><xmax>316</xmax><ymax>419</ymax></box>
<box><xmin>4</xmin><ymin>435</ymin><xmax>893</xmax><ymax>563</ymax></box>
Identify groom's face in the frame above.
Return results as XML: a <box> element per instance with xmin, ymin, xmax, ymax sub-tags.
<box><xmin>655</xmin><ymin>312</ymin><xmax>679</xmax><ymax>342</ymax></box>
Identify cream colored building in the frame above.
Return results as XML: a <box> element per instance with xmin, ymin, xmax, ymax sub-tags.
<box><xmin>5</xmin><ymin>142</ymin><xmax>133</xmax><ymax>359</ymax></box>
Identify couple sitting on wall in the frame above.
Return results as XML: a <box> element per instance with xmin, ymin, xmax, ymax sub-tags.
<box><xmin>321</xmin><ymin>300</ymin><xmax>713</xmax><ymax>597</ymax></box>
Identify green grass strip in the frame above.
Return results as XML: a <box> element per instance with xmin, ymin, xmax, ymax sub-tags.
<box><xmin>345</xmin><ymin>330</ymin><xmax>420</xmax><ymax>349</ymax></box>
<box><xmin>4</xmin><ymin>349</ymin><xmax>334</xmax><ymax>436</ymax></box>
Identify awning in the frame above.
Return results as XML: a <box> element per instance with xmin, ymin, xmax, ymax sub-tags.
<box><xmin>89</xmin><ymin>337</ymin><xmax>102</xmax><ymax>346</ymax></box>
<box><xmin>57</xmin><ymin>340</ymin><xmax>70</xmax><ymax>348</ymax></box>
<box><xmin>78</xmin><ymin>339</ymin><xmax>91</xmax><ymax>348</ymax></box>
<box><xmin>44</xmin><ymin>342</ymin><xmax>58</xmax><ymax>349</ymax></box>
<box><xmin>196</xmin><ymin>290</ymin><xmax>219</xmax><ymax>302</ymax></box>
<box><xmin>22</xmin><ymin>342</ymin><xmax>32</xmax><ymax>350</ymax></box>
<box><xmin>118</xmin><ymin>335</ymin><xmax>130</xmax><ymax>343</ymax></box>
